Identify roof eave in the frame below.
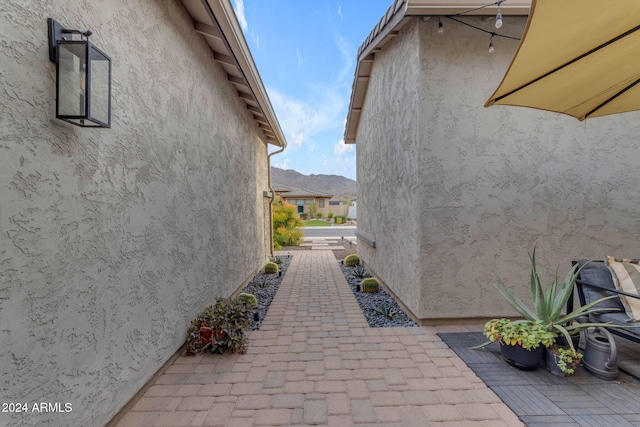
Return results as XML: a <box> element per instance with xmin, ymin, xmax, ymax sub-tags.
<box><xmin>344</xmin><ymin>0</ymin><xmax>531</xmax><ymax>145</ymax></box>
<box><xmin>182</xmin><ymin>0</ymin><xmax>287</xmax><ymax>147</ymax></box>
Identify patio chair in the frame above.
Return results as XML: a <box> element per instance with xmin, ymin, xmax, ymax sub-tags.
<box><xmin>572</xmin><ymin>259</ymin><xmax>640</xmax><ymax>345</ymax></box>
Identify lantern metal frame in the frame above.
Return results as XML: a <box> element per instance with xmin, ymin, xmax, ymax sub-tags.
<box><xmin>47</xmin><ymin>18</ymin><xmax>112</xmax><ymax>128</ymax></box>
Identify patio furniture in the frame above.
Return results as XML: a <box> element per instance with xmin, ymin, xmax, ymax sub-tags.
<box><xmin>572</xmin><ymin>259</ymin><xmax>640</xmax><ymax>344</ymax></box>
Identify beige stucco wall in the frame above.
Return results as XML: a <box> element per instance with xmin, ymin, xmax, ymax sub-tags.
<box><xmin>0</xmin><ymin>1</ymin><xmax>270</xmax><ymax>426</ymax></box>
<box><xmin>357</xmin><ymin>18</ymin><xmax>423</xmax><ymax>316</ymax></box>
<box><xmin>357</xmin><ymin>17</ymin><xmax>640</xmax><ymax>321</ymax></box>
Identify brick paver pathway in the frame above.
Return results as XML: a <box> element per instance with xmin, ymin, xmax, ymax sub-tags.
<box><xmin>115</xmin><ymin>250</ymin><xmax>523</xmax><ymax>426</ymax></box>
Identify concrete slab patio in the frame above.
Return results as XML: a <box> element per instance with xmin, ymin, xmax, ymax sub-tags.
<box><xmin>113</xmin><ymin>250</ymin><xmax>523</xmax><ymax>426</ymax></box>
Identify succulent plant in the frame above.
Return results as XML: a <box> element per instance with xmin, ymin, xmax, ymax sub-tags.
<box><xmin>237</xmin><ymin>292</ymin><xmax>258</xmax><ymax>307</ymax></box>
<box><xmin>361</xmin><ymin>278</ymin><xmax>379</xmax><ymax>293</ymax></box>
<box><xmin>264</xmin><ymin>261</ymin><xmax>279</xmax><ymax>274</ymax></box>
<box><xmin>372</xmin><ymin>302</ymin><xmax>396</xmax><ymax>319</ymax></box>
<box><xmin>272</xmin><ymin>256</ymin><xmax>282</xmax><ymax>265</ymax></box>
<box><xmin>353</xmin><ymin>265</ymin><xmax>366</xmax><ymax>278</ymax></box>
<box><xmin>494</xmin><ymin>247</ymin><xmax>625</xmax><ymax>353</ymax></box>
<box><xmin>186</xmin><ymin>296</ymin><xmax>253</xmax><ymax>355</ymax></box>
<box><xmin>344</xmin><ymin>254</ymin><xmax>360</xmax><ymax>267</ymax></box>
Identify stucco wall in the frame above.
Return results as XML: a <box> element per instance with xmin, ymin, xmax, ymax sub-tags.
<box><xmin>357</xmin><ymin>17</ymin><xmax>640</xmax><ymax>321</ymax></box>
<box><xmin>357</xmin><ymin>19</ymin><xmax>423</xmax><ymax>316</ymax></box>
<box><xmin>0</xmin><ymin>1</ymin><xmax>270</xmax><ymax>426</ymax></box>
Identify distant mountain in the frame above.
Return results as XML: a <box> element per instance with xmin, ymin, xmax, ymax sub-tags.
<box><xmin>271</xmin><ymin>167</ymin><xmax>356</xmax><ymax>199</ymax></box>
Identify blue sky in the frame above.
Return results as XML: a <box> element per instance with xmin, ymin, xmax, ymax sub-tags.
<box><xmin>232</xmin><ymin>0</ymin><xmax>392</xmax><ymax>181</ymax></box>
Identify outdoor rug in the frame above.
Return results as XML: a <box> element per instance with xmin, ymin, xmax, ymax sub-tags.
<box><xmin>438</xmin><ymin>332</ymin><xmax>640</xmax><ymax>427</ymax></box>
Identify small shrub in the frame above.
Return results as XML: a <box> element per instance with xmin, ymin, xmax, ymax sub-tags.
<box><xmin>272</xmin><ymin>197</ymin><xmax>303</xmax><ymax>249</ymax></box>
<box><xmin>327</xmin><ymin>212</ymin><xmax>334</xmax><ymax>219</ymax></box>
<box><xmin>344</xmin><ymin>254</ymin><xmax>360</xmax><ymax>267</ymax></box>
<box><xmin>361</xmin><ymin>278</ymin><xmax>379</xmax><ymax>293</ymax></box>
<box><xmin>264</xmin><ymin>261</ymin><xmax>279</xmax><ymax>274</ymax></box>
<box><xmin>272</xmin><ymin>256</ymin><xmax>282</xmax><ymax>264</ymax></box>
<box><xmin>273</xmin><ymin>226</ymin><xmax>303</xmax><ymax>248</ymax></box>
<box><xmin>346</xmin><ymin>217</ymin><xmax>352</xmax><ymax>221</ymax></box>
<box><xmin>186</xmin><ymin>297</ymin><xmax>253</xmax><ymax>355</ymax></box>
<box><xmin>336</xmin><ymin>217</ymin><xmax>342</xmax><ymax>224</ymax></box>
<box><xmin>316</xmin><ymin>213</ymin><xmax>322</xmax><ymax>218</ymax></box>
<box><xmin>300</xmin><ymin>213</ymin><xmax>308</xmax><ymax>220</ymax></box>
<box><xmin>237</xmin><ymin>292</ymin><xmax>258</xmax><ymax>307</ymax></box>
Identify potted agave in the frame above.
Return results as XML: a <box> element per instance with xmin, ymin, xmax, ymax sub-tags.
<box><xmin>477</xmin><ymin>247</ymin><xmax>621</xmax><ymax>372</ymax></box>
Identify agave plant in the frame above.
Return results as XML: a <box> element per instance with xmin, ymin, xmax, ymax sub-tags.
<box><xmin>353</xmin><ymin>265</ymin><xmax>366</xmax><ymax>278</ymax></box>
<box><xmin>372</xmin><ymin>302</ymin><xmax>397</xmax><ymax>320</ymax></box>
<box><xmin>494</xmin><ymin>247</ymin><xmax>621</xmax><ymax>353</ymax></box>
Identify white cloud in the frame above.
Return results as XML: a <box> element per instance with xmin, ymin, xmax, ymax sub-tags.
<box><xmin>273</xmin><ymin>158</ymin><xmax>290</xmax><ymax>169</ymax></box>
<box><xmin>334</xmin><ymin>138</ymin><xmax>354</xmax><ymax>156</ymax></box>
<box><xmin>338</xmin><ymin>5</ymin><xmax>343</xmax><ymax>19</ymax></box>
<box><xmin>232</xmin><ymin>0</ymin><xmax>248</xmax><ymax>31</ymax></box>
<box><xmin>322</xmin><ymin>154</ymin><xmax>329</xmax><ymax>166</ymax></box>
<box><xmin>296</xmin><ymin>48</ymin><xmax>303</xmax><ymax>69</ymax></box>
<box><xmin>333</xmin><ymin>32</ymin><xmax>354</xmax><ymax>85</ymax></box>
<box><xmin>291</xmin><ymin>132</ymin><xmax>305</xmax><ymax>147</ymax></box>
<box><xmin>267</xmin><ymin>87</ymin><xmax>345</xmax><ymax>149</ymax></box>
<box><xmin>232</xmin><ymin>0</ymin><xmax>262</xmax><ymax>48</ymax></box>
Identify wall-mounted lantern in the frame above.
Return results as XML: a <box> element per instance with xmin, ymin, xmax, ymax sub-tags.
<box><xmin>47</xmin><ymin>18</ymin><xmax>111</xmax><ymax>128</ymax></box>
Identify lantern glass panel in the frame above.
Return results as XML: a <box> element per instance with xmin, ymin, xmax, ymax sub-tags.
<box><xmin>89</xmin><ymin>45</ymin><xmax>110</xmax><ymax>126</ymax></box>
<box><xmin>57</xmin><ymin>42</ymin><xmax>87</xmax><ymax>118</ymax></box>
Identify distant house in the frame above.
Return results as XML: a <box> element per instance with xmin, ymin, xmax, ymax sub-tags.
<box><xmin>345</xmin><ymin>0</ymin><xmax>640</xmax><ymax>323</ymax></box>
<box><xmin>274</xmin><ymin>184</ymin><xmax>333</xmax><ymax>216</ymax></box>
<box><xmin>1</xmin><ymin>0</ymin><xmax>285</xmax><ymax>425</ymax></box>
<box><xmin>329</xmin><ymin>197</ymin><xmax>355</xmax><ymax>219</ymax></box>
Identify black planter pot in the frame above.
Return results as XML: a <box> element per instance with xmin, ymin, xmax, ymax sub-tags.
<box><xmin>500</xmin><ymin>342</ymin><xmax>544</xmax><ymax>370</ymax></box>
<box><xmin>555</xmin><ymin>333</ymin><xmax>581</xmax><ymax>350</ymax></box>
<box><xmin>546</xmin><ymin>349</ymin><xmax>567</xmax><ymax>377</ymax></box>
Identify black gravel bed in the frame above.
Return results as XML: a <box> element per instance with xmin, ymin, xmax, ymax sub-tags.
<box><xmin>339</xmin><ymin>262</ymin><xmax>418</xmax><ymax>327</ymax></box>
<box><xmin>241</xmin><ymin>255</ymin><xmax>291</xmax><ymax>330</ymax></box>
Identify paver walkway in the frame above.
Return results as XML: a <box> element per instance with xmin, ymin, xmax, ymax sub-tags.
<box><xmin>115</xmin><ymin>250</ymin><xmax>523</xmax><ymax>426</ymax></box>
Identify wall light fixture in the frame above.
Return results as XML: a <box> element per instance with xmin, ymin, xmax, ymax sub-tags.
<box><xmin>48</xmin><ymin>18</ymin><xmax>111</xmax><ymax>128</ymax></box>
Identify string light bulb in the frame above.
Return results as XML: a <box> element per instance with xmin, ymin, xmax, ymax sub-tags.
<box><xmin>438</xmin><ymin>18</ymin><xmax>444</xmax><ymax>34</ymax></box>
<box><xmin>488</xmin><ymin>35</ymin><xmax>495</xmax><ymax>53</ymax></box>
<box><xmin>495</xmin><ymin>1</ymin><xmax>503</xmax><ymax>28</ymax></box>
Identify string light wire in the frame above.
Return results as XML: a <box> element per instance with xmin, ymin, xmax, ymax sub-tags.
<box><xmin>439</xmin><ymin>0</ymin><xmax>521</xmax><ymax>53</ymax></box>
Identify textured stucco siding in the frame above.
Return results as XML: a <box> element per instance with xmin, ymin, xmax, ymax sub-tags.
<box><xmin>357</xmin><ymin>17</ymin><xmax>640</xmax><ymax>321</ymax></box>
<box><xmin>357</xmin><ymin>19</ymin><xmax>423</xmax><ymax>316</ymax></box>
<box><xmin>1</xmin><ymin>1</ymin><xmax>269</xmax><ymax>426</ymax></box>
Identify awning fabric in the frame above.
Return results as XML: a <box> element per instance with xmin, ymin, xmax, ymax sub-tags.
<box><xmin>485</xmin><ymin>0</ymin><xmax>640</xmax><ymax>121</ymax></box>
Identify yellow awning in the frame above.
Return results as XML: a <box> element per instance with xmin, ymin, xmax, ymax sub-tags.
<box><xmin>485</xmin><ymin>0</ymin><xmax>640</xmax><ymax>121</ymax></box>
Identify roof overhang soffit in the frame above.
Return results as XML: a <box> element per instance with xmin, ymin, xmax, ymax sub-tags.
<box><xmin>344</xmin><ymin>0</ymin><xmax>531</xmax><ymax>144</ymax></box>
<box><xmin>181</xmin><ymin>0</ymin><xmax>286</xmax><ymax>147</ymax></box>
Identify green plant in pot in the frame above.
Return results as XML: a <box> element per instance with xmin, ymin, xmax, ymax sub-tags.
<box><xmin>546</xmin><ymin>345</ymin><xmax>583</xmax><ymax>376</ymax></box>
<box><xmin>494</xmin><ymin>247</ymin><xmax>622</xmax><ymax>355</ymax></box>
<box><xmin>475</xmin><ymin>247</ymin><xmax>622</xmax><ymax>370</ymax></box>
<box><xmin>481</xmin><ymin>318</ymin><xmax>556</xmax><ymax>370</ymax></box>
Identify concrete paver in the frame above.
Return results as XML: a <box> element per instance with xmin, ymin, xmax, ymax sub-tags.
<box><xmin>114</xmin><ymin>250</ymin><xmax>523</xmax><ymax>426</ymax></box>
